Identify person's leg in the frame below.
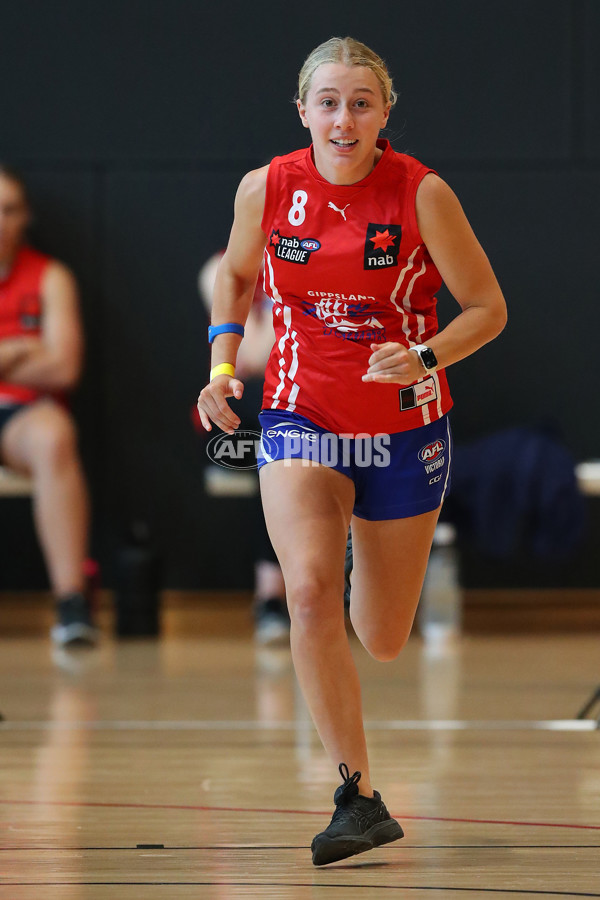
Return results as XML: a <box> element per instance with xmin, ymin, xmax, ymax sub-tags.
<box><xmin>253</xmin><ymin>559</ymin><xmax>289</xmax><ymax>645</ymax></box>
<box><xmin>0</xmin><ymin>400</ymin><xmax>90</xmax><ymax>596</ymax></box>
<box><xmin>255</xmin><ymin>559</ymin><xmax>286</xmax><ymax>602</ymax></box>
<box><xmin>252</xmin><ymin>495</ymin><xmax>289</xmax><ymax>644</ymax></box>
<box><xmin>348</xmin><ymin>507</ymin><xmax>442</xmax><ymax>660</ymax></box>
<box><xmin>309</xmin><ymin>508</ymin><xmax>440</xmax><ymax>865</ymax></box>
<box><xmin>259</xmin><ymin>459</ymin><xmax>379</xmax><ymax>792</ymax></box>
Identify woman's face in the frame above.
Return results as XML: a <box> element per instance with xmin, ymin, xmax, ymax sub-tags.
<box><xmin>0</xmin><ymin>176</ymin><xmax>29</xmax><ymax>262</ymax></box>
<box><xmin>297</xmin><ymin>63</ymin><xmax>391</xmax><ymax>184</ymax></box>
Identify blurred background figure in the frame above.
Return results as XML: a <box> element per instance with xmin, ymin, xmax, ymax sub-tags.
<box><xmin>198</xmin><ymin>250</ymin><xmax>289</xmax><ymax>645</ymax></box>
<box><xmin>0</xmin><ymin>164</ymin><xmax>97</xmax><ymax>647</ymax></box>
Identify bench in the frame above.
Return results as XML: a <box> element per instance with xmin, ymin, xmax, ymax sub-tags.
<box><xmin>0</xmin><ymin>466</ymin><xmax>34</xmax><ymax>497</ymax></box>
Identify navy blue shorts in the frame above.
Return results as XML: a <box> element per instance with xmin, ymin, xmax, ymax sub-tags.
<box><xmin>0</xmin><ymin>403</ymin><xmax>25</xmax><ymax>435</ymax></box>
<box><xmin>257</xmin><ymin>410</ymin><xmax>452</xmax><ymax>521</ymax></box>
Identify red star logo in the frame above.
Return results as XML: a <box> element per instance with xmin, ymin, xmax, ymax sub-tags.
<box><xmin>369</xmin><ymin>229</ymin><xmax>396</xmax><ymax>252</ymax></box>
<box><xmin>270</xmin><ymin>230</ymin><xmax>281</xmax><ymax>246</ymax></box>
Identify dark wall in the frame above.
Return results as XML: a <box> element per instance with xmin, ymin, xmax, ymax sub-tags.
<box><xmin>1</xmin><ymin>0</ymin><xmax>598</xmax><ymax>588</ymax></box>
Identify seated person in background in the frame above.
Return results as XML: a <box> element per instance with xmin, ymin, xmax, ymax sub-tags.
<box><xmin>0</xmin><ymin>164</ymin><xmax>97</xmax><ymax>646</ymax></box>
<box><xmin>199</xmin><ymin>251</ymin><xmax>289</xmax><ymax>645</ymax></box>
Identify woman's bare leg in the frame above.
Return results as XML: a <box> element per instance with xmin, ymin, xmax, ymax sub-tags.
<box><xmin>349</xmin><ymin>508</ymin><xmax>442</xmax><ymax>660</ymax></box>
<box><xmin>259</xmin><ymin>460</ymin><xmax>377</xmax><ymax>794</ymax></box>
<box><xmin>0</xmin><ymin>400</ymin><xmax>89</xmax><ymax>595</ymax></box>
<box><xmin>261</xmin><ymin>457</ymin><xmax>443</xmax><ymax>796</ymax></box>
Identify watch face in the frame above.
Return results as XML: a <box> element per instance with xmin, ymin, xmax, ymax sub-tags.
<box><xmin>420</xmin><ymin>347</ymin><xmax>438</xmax><ymax>369</ymax></box>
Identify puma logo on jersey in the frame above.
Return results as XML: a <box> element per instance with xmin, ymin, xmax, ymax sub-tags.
<box><xmin>328</xmin><ymin>202</ymin><xmax>349</xmax><ymax>221</ymax></box>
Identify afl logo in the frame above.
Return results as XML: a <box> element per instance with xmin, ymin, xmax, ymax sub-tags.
<box><xmin>206</xmin><ymin>429</ymin><xmax>273</xmax><ymax>470</ymax></box>
<box><xmin>300</xmin><ymin>238</ymin><xmax>321</xmax><ymax>252</ymax></box>
<box><xmin>418</xmin><ymin>439</ymin><xmax>446</xmax><ymax>463</ymax></box>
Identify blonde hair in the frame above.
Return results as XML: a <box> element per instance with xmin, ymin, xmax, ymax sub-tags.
<box><xmin>297</xmin><ymin>37</ymin><xmax>397</xmax><ymax>108</ymax></box>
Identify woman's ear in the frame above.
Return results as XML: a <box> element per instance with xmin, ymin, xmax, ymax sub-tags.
<box><xmin>297</xmin><ymin>99</ymin><xmax>310</xmax><ymax>129</ymax></box>
<box><xmin>381</xmin><ymin>101</ymin><xmax>392</xmax><ymax>129</ymax></box>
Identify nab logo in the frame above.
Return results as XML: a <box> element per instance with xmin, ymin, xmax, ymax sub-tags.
<box><xmin>418</xmin><ymin>439</ymin><xmax>446</xmax><ymax>463</ymax></box>
<box><xmin>364</xmin><ymin>223</ymin><xmax>402</xmax><ymax>270</ymax></box>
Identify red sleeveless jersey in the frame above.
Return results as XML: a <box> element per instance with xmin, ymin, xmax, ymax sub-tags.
<box><xmin>260</xmin><ymin>139</ymin><xmax>453</xmax><ymax>435</ymax></box>
<box><xmin>0</xmin><ymin>246</ymin><xmax>49</xmax><ymax>405</ymax></box>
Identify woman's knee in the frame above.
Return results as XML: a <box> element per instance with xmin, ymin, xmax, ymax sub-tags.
<box><xmin>352</xmin><ymin>619</ymin><xmax>412</xmax><ymax>662</ymax></box>
<box><xmin>286</xmin><ymin>573</ymin><xmax>343</xmax><ymax>634</ymax></box>
<box><xmin>27</xmin><ymin>408</ymin><xmax>79</xmax><ymax>471</ymax></box>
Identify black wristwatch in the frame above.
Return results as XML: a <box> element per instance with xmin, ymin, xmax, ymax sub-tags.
<box><xmin>409</xmin><ymin>344</ymin><xmax>438</xmax><ymax>374</ymax></box>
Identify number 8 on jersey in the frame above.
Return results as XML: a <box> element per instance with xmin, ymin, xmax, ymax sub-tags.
<box><xmin>288</xmin><ymin>190</ymin><xmax>308</xmax><ymax>226</ymax></box>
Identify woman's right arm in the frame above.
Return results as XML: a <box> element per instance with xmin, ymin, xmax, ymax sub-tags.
<box><xmin>197</xmin><ymin>166</ymin><xmax>268</xmax><ymax>433</ymax></box>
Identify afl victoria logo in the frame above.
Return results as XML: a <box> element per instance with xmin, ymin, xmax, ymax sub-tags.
<box><xmin>418</xmin><ymin>439</ymin><xmax>446</xmax><ymax>463</ymax></box>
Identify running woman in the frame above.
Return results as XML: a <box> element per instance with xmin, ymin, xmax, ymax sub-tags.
<box><xmin>197</xmin><ymin>37</ymin><xmax>507</xmax><ymax>866</ymax></box>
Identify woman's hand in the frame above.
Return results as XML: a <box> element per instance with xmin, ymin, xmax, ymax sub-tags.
<box><xmin>197</xmin><ymin>375</ymin><xmax>245</xmax><ymax>434</ymax></box>
<box><xmin>362</xmin><ymin>342</ymin><xmax>424</xmax><ymax>385</ymax></box>
<box><xmin>0</xmin><ymin>336</ymin><xmax>39</xmax><ymax>377</ymax></box>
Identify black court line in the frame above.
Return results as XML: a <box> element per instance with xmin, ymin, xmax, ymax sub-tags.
<box><xmin>1</xmin><ymin>883</ymin><xmax>599</xmax><ymax>896</ymax></box>
<box><xmin>2</xmin><ymin>844</ymin><xmax>600</xmax><ymax>851</ymax></box>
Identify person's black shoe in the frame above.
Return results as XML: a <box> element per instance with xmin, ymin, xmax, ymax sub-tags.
<box><xmin>343</xmin><ymin>528</ymin><xmax>352</xmax><ymax>615</ymax></box>
<box><xmin>51</xmin><ymin>592</ymin><xmax>99</xmax><ymax>647</ymax></box>
<box><xmin>311</xmin><ymin>763</ymin><xmax>404</xmax><ymax>866</ymax></box>
<box><xmin>254</xmin><ymin>597</ymin><xmax>290</xmax><ymax>646</ymax></box>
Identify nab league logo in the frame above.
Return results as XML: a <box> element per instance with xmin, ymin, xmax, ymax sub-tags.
<box><xmin>270</xmin><ymin>230</ymin><xmax>321</xmax><ymax>265</ymax></box>
<box><xmin>364</xmin><ymin>223</ymin><xmax>402</xmax><ymax>269</ymax></box>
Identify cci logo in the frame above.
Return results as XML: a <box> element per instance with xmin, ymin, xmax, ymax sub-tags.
<box><xmin>418</xmin><ymin>439</ymin><xmax>446</xmax><ymax>463</ymax></box>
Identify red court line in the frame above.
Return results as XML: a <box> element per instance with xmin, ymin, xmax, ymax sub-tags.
<box><xmin>1</xmin><ymin>799</ymin><xmax>599</xmax><ymax>831</ymax></box>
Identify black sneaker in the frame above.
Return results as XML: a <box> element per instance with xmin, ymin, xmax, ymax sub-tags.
<box><xmin>51</xmin><ymin>592</ymin><xmax>99</xmax><ymax>647</ymax></box>
<box><xmin>311</xmin><ymin>763</ymin><xmax>404</xmax><ymax>866</ymax></box>
<box><xmin>343</xmin><ymin>528</ymin><xmax>352</xmax><ymax>615</ymax></box>
<box><xmin>254</xmin><ymin>597</ymin><xmax>290</xmax><ymax>646</ymax></box>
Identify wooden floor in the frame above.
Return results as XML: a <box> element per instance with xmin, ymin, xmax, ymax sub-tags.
<box><xmin>0</xmin><ymin>597</ymin><xmax>599</xmax><ymax>899</ymax></box>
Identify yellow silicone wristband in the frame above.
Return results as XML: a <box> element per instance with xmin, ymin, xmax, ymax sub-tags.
<box><xmin>210</xmin><ymin>363</ymin><xmax>235</xmax><ymax>381</ymax></box>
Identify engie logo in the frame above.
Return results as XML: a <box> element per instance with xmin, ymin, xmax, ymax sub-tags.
<box><xmin>418</xmin><ymin>439</ymin><xmax>446</xmax><ymax>463</ymax></box>
<box><xmin>265</xmin><ymin>425</ymin><xmax>318</xmax><ymax>442</ymax></box>
<box><xmin>364</xmin><ymin>223</ymin><xmax>402</xmax><ymax>269</ymax></box>
<box><xmin>206</xmin><ymin>429</ymin><xmax>274</xmax><ymax>470</ymax></box>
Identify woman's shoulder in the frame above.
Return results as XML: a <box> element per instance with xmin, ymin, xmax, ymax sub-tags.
<box><xmin>387</xmin><ymin>147</ymin><xmax>436</xmax><ymax>180</ymax></box>
<box><xmin>17</xmin><ymin>245</ymin><xmax>52</xmax><ymax>269</ymax></box>
<box><xmin>239</xmin><ymin>164</ymin><xmax>269</xmax><ymax>194</ymax></box>
<box><xmin>235</xmin><ymin>165</ymin><xmax>270</xmax><ymax>218</ymax></box>
<box><xmin>241</xmin><ymin>147</ymin><xmax>308</xmax><ymax>187</ymax></box>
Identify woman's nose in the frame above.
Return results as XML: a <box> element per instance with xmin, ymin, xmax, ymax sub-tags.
<box><xmin>334</xmin><ymin>105</ymin><xmax>354</xmax><ymax>130</ymax></box>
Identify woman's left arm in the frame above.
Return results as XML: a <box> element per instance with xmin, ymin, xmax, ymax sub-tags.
<box><xmin>1</xmin><ymin>261</ymin><xmax>84</xmax><ymax>391</ymax></box>
<box><xmin>364</xmin><ymin>173</ymin><xmax>507</xmax><ymax>383</ymax></box>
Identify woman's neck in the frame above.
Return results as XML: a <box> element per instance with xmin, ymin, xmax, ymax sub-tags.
<box><xmin>312</xmin><ymin>144</ymin><xmax>384</xmax><ymax>186</ymax></box>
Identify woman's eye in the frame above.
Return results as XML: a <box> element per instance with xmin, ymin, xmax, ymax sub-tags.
<box><xmin>355</xmin><ymin>100</ymin><xmax>368</xmax><ymax>108</ymax></box>
<box><xmin>321</xmin><ymin>99</ymin><xmax>335</xmax><ymax>108</ymax></box>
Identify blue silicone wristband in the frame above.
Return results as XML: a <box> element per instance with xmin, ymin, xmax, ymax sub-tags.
<box><xmin>208</xmin><ymin>323</ymin><xmax>245</xmax><ymax>343</ymax></box>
